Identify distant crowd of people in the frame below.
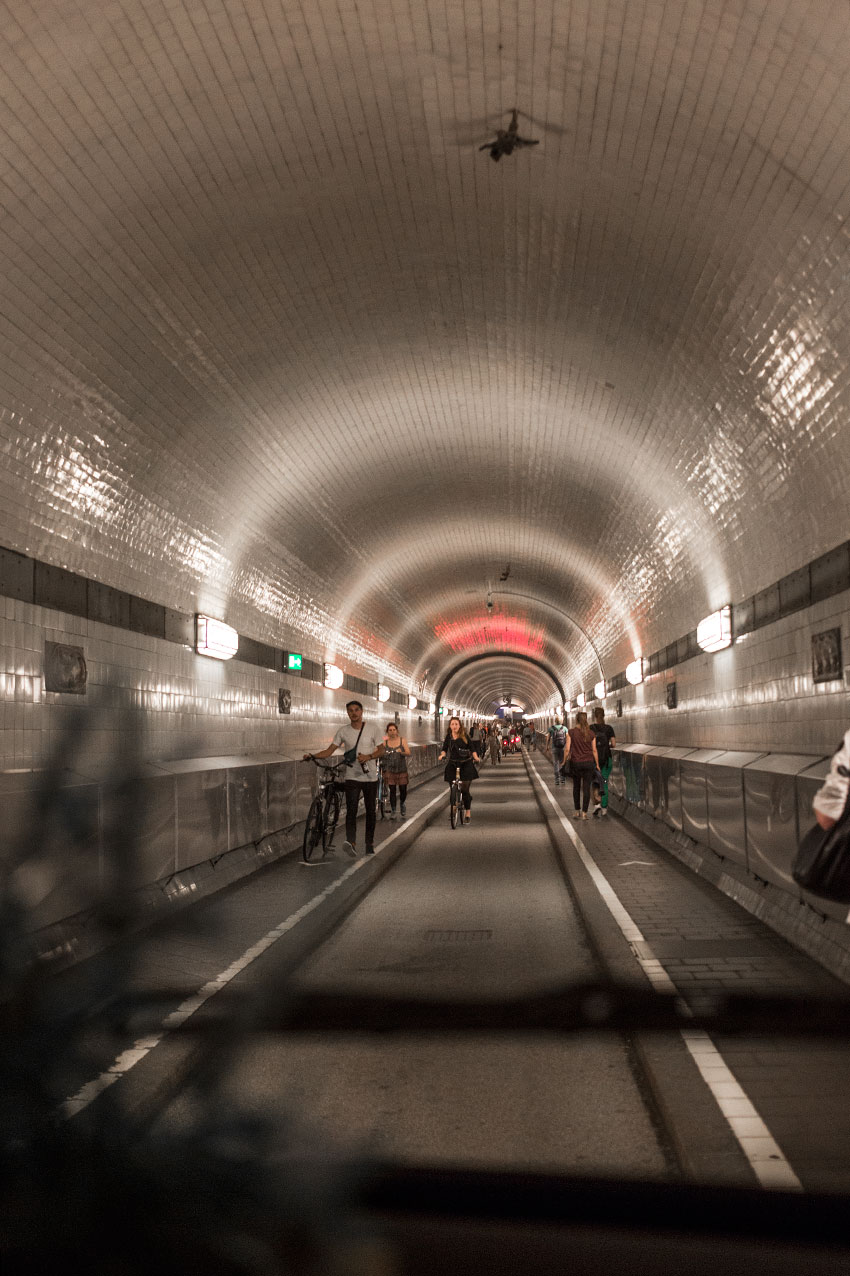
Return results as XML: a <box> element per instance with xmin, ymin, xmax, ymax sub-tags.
<box><xmin>303</xmin><ymin>702</ymin><xmax>618</xmax><ymax>848</ymax></box>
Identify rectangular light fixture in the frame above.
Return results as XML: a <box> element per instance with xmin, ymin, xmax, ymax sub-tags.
<box><xmin>697</xmin><ymin>605</ymin><xmax>732</xmax><ymax>653</ymax></box>
<box><xmin>195</xmin><ymin>615</ymin><xmax>238</xmax><ymax>660</ymax></box>
<box><xmin>626</xmin><ymin>658</ymin><xmax>644</xmax><ymax>686</ymax></box>
<box><xmin>324</xmin><ymin>663</ymin><xmax>344</xmax><ymax>689</ymax></box>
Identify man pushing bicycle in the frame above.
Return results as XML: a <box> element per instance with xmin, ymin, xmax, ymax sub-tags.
<box><xmin>304</xmin><ymin>700</ymin><xmax>384</xmax><ymax>856</ymax></box>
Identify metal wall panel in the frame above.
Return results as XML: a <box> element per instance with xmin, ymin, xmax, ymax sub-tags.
<box><xmin>227</xmin><ymin>765</ymin><xmax>267</xmax><ymax>849</ymax></box>
<box><xmin>705</xmin><ymin>751</ymin><xmax>766</xmax><ymax>867</ymax></box>
<box><xmin>608</xmin><ymin>749</ymin><xmax>626</xmax><ymax>801</ymax></box>
<box><xmin>680</xmin><ymin>749</ymin><xmax>727</xmax><ymax>844</ymax></box>
<box><xmin>34</xmin><ymin>562</ymin><xmax>88</xmax><ymax>618</ymax></box>
<box><xmin>0</xmin><ymin>547</ymin><xmax>34</xmax><ymax>603</ymax></box>
<box><xmin>175</xmin><ymin>767</ymin><xmax>229</xmax><ymax>870</ymax></box>
<box><xmin>87</xmin><ymin>580</ymin><xmax>132</xmax><ymax>629</ymax></box>
<box><xmin>743</xmin><ymin>755</ymin><xmax>823</xmax><ymax>893</ymax></box>
<box><xmin>266</xmin><ymin>761</ymin><xmax>296</xmax><ymax>832</ymax></box>
<box><xmin>643</xmin><ymin>747</ymin><xmax>670</xmax><ymax>818</ymax></box>
<box><xmin>656</xmin><ymin>748</ymin><xmax>698</xmax><ymax>830</ymax></box>
<box><xmin>620</xmin><ymin>745</ymin><xmax>653</xmax><ymax>808</ymax></box>
<box><xmin>26</xmin><ymin>778</ymin><xmax>103</xmax><ymax>931</ymax></box>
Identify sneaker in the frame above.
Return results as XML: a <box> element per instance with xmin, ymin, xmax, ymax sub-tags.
<box><xmin>464</xmin><ymin>810</ymin><xmax>471</xmax><ymax>823</ymax></box>
<box><xmin>342</xmin><ymin>840</ymin><xmax>357</xmax><ymax>857</ymax></box>
<box><xmin>400</xmin><ymin>805</ymin><xmax>407</xmax><ymax>817</ymax></box>
<box><xmin>592</xmin><ymin>804</ymin><xmax>601</xmax><ymax>818</ymax></box>
<box><xmin>365</xmin><ymin>845</ymin><xmax>375</xmax><ymax>855</ymax></box>
<box><xmin>600</xmin><ymin>808</ymin><xmax>608</xmax><ymax>816</ymax></box>
<box><xmin>388</xmin><ymin>811</ymin><xmax>396</xmax><ymax>820</ymax></box>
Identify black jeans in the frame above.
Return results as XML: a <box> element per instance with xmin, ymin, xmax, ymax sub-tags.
<box><xmin>345</xmin><ymin>780</ymin><xmax>378</xmax><ymax>846</ymax></box>
<box><xmin>571</xmin><ymin>761</ymin><xmax>595</xmax><ymax>812</ymax></box>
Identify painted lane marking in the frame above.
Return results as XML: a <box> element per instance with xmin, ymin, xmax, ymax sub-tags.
<box><xmin>60</xmin><ymin>787</ymin><xmax>446</xmax><ymax>1121</ymax></box>
<box><xmin>529</xmin><ymin>755</ymin><xmax>802</xmax><ymax>1191</ymax></box>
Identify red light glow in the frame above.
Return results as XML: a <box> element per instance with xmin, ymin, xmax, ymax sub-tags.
<box><xmin>433</xmin><ymin>614</ymin><xmax>546</xmax><ymax>656</ymax></box>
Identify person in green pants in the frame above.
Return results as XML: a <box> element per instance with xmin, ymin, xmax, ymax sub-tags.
<box><xmin>590</xmin><ymin>707</ymin><xmax>616</xmax><ymax>817</ymax></box>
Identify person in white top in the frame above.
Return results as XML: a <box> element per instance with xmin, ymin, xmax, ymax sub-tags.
<box><xmin>813</xmin><ymin>729</ymin><xmax>850</xmax><ymax>830</ymax></box>
<box><xmin>304</xmin><ymin>700</ymin><xmax>384</xmax><ymax>856</ymax></box>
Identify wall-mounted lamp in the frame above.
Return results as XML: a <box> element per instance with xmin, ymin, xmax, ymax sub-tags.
<box><xmin>324</xmin><ymin>663</ymin><xmax>344</xmax><ymax>689</ymax></box>
<box><xmin>594</xmin><ymin>680</ymin><xmax>606</xmax><ymax>700</ymax></box>
<box><xmin>408</xmin><ymin>693</ymin><xmax>418</xmax><ymax>710</ymax></box>
<box><xmin>429</xmin><ymin>701</ymin><xmax>436</xmax><ymax>714</ymax></box>
<box><xmin>377</xmin><ymin>683</ymin><xmax>390</xmax><ymax>703</ymax></box>
<box><xmin>576</xmin><ymin>692</ymin><xmax>586</xmax><ymax>708</ymax></box>
<box><xmin>625</xmin><ymin>658</ymin><xmax>644</xmax><ymax>686</ymax></box>
<box><xmin>195</xmin><ymin>615</ymin><xmax>238</xmax><ymax>661</ymax></box>
<box><xmin>697</xmin><ymin>605</ymin><xmax>732</xmax><ymax>653</ymax></box>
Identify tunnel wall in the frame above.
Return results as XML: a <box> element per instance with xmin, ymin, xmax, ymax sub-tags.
<box><xmin>614</xmin><ymin>584</ymin><xmax>850</xmax><ymax>755</ymax></box>
<box><xmin>0</xmin><ymin>591</ymin><xmax>438</xmax><ymax>773</ymax></box>
<box><xmin>1</xmin><ymin>562</ymin><xmax>847</xmax><ymax>773</ymax></box>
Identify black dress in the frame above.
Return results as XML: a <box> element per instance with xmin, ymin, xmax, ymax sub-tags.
<box><xmin>442</xmin><ymin>734</ymin><xmax>479</xmax><ymax>783</ymax></box>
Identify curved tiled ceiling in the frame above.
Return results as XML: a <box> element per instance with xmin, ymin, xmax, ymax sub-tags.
<box><xmin>1</xmin><ymin>0</ymin><xmax>849</xmax><ymax>712</ymax></box>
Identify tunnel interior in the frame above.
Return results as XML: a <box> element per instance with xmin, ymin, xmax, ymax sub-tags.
<box><xmin>0</xmin><ymin>0</ymin><xmax>848</xmax><ymax>768</ymax></box>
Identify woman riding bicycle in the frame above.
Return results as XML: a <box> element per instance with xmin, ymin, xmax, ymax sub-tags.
<box><xmin>439</xmin><ymin>716</ymin><xmax>480</xmax><ymax>824</ymax></box>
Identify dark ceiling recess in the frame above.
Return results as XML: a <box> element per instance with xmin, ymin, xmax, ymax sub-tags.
<box><xmin>434</xmin><ymin>651</ymin><xmax>566</xmax><ymax>711</ymax></box>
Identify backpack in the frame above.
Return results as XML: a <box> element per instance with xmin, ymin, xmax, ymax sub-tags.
<box><xmin>552</xmin><ymin>726</ymin><xmax>567</xmax><ymax>749</ymax></box>
<box><xmin>592</xmin><ymin>725</ymin><xmax>611</xmax><ymax>767</ymax></box>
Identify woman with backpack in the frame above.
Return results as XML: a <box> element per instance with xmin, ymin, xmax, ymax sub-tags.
<box><xmin>566</xmin><ymin>712</ymin><xmax>599</xmax><ymax>820</ymax></box>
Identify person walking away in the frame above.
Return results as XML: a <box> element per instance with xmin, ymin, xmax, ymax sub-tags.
<box><xmin>382</xmin><ymin>722</ymin><xmax>411</xmax><ymax>819</ymax></box>
<box><xmin>522</xmin><ymin>721</ymin><xmax>534</xmax><ymax>750</ymax></box>
<box><xmin>590</xmin><ymin>707</ymin><xmax>617</xmax><ymax>817</ymax></box>
<box><xmin>812</xmin><ymin>728</ymin><xmax>850</xmax><ymax>830</ymax></box>
<box><xmin>303</xmin><ymin>700</ymin><xmax>384</xmax><ymax>855</ymax></box>
<box><xmin>439</xmin><ymin>716</ymin><xmax>480</xmax><ymax>823</ymax></box>
<box><xmin>488</xmin><ymin>724</ymin><xmax>501</xmax><ymax>767</ymax></box>
<box><xmin>546</xmin><ymin>715</ymin><xmax>569</xmax><ymax>787</ymax></box>
<box><xmin>567</xmin><ymin>712</ymin><xmax>599</xmax><ymax>820</ymax></box>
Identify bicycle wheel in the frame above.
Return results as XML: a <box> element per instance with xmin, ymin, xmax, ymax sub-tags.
<box><xmin>449</xmin><ymin>783</ymin><xmax>460</xmax><ymax>829</ymax></box>
<box><xmin>302</xmin><ymin>795</ymin><xmax>324</xmax><ymax>862</ymax></box>
<box><xmin>455</xmin><ymin>783</ymin><xmax>466</xmax><ymax>830</ymax></box>
<box><xmin>322</xmin><ymin>787</ymin><xmax>341</xmax><ymax>851</ymax></box>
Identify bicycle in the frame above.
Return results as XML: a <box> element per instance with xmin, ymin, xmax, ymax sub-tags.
<box><xmin>376</xmin><ymin>759</ymin><xmax>386</xmax><ymax>821</ymax></box>
<box><xmin>302</xmin><ymin>757</ymin><xmax>345</xmax><ymax>862</ymax></box>
<box><xmin>449</xmin><ymin>764</ymin><xmax>465</xmax><ymax>829</ymax></box>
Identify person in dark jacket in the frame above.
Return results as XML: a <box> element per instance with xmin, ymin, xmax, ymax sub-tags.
<box><xmin>590</xmin><ymin>706</ymin><xmax>617</xmax><ymax>817</ymax></box>
<box><xmin>439</xmin><ymin>716</ymin><xmax>480</xmax><ymax>823</ymax></box>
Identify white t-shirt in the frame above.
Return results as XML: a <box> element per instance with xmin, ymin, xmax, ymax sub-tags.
<box><xmin>332</xmin><ymin>721</ymin><xmax>383</xmax><ymax>782</ymax></box>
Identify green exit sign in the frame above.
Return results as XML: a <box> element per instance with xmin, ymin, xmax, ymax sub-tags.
<box><xmin>287</xmin><ymin>652</ymin><xmax>303</xmax><ymax>671</ymax></box>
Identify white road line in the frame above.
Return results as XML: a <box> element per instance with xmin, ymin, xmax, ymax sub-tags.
<box><xmin>60</xmin><ymin>788</ymin><xmax>446</xmax><ymax>1121</ymax></box>
<box><xmin>529</xmin><ymin>755</ymin><xmax>802</xmax><ymax>1191</ymax></box>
